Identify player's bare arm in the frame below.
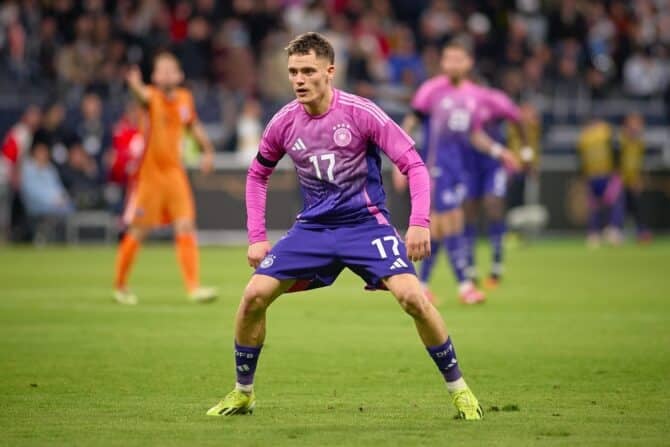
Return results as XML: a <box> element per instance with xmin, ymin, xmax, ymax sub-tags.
<box><xmin>471</xmin><ymin>129</ymin><xmax>520</xmax><ymax>172</ymax></box>
<box><xmin>189</xmin><ymin>119</ymin><xmax>215</xmax><ymax>175</ymax></box>
<box><xmin>125</xmin><ymin>65</ymin><xmax>150</xmax><ymax>104</ymax></box>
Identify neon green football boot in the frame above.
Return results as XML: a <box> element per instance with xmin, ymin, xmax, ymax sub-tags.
<box><xmin>206</xmin><ymin>389</ymin><xmax>256</xmax><ymax>416</ymax></box>
<box><xmin>451</xmin><ymin>388</ymin><xmax>483</xmax><ymax>420</ymax></box>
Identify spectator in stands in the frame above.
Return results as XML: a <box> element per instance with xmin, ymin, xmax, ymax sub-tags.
<box><xmin>60</xmin><ymin>141</ymin><xmax>105</xmax><ymax>211</ymax></box>
<box><xmin>235</xmin><ymin>98</ymin><xmax>262</xmax><ymax>164</ymax></box>
<box><xmin>76</xmin><ymin>92</ymin><xmax>110</xmax><ymax>177</ymax></box>
<box><xmin>175</xmin><ymin>15</ymin><xmax>212</xmax><ymax>81</ymax></box>
<box><xmin>20</xmin><ymin>140</ymin><xmax>73</xmax><ymax>219</ymax></box>
<box><xmin>387</xmin><ymin>25</ymin><xmax>425</xmax><ymax>86</ymax></box>
<box><xmin>108</xmin><ymin>101</ymin><xmax>144</xmax><ymax>213</ymax></box>
<box><xmin>623</xmin><ymin>47</ymin><xmax>668</xmax><ymax>99</ymax></box>
<box><xmin>1</xmin><ymin>105</ymin><xmax>42</xmax><ymax>187</ymax></box>
<box><xmin>34</xmin><ymin>102</ymin><xmax>73</xmax><ymax>167</ymax></box>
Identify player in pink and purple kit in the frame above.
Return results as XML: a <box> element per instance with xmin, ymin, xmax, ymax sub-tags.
<box><xmin>463</xmin><ymin>86</ymin><xmax>531</xmax><ymax>289</ymax></box>
<box><xmin>395</xmin><ymin>42</ymin><xmax>519</xmax><ymax>304</ymax></box>
<box><xmin>207</xmin><ymin>33</ymin><xmax>482</xmax><ymax>419</ymax></box>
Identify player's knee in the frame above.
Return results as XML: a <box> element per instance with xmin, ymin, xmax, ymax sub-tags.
<box><xmin>395</xmin><ymin>287</ymin><xmax>429</xmax><ymax>319</ymax></box>
<box><xmin>241</xmin><ymin>284</ymin><xmax>272</xmax><ymax>316</ymax></box>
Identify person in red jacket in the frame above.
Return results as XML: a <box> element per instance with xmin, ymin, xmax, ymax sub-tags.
<box><xmin>1</xmin><ymin>106</ymin><xmax>42</xmax><ymax>187</ymax></box>
<box><xmin>109</xmin><ymin>101</ymin><xmax>144</xmax><ymax>188</ymax></box>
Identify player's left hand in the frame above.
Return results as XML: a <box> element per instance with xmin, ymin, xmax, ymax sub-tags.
<box><xmin>405</xmin><ymin>225</ymin><xmax>431</xmax><ymax>262</ymax></box>
<box><xmin>200</xmin><ymin>151</ymin><xmax>214</xmax><ymax>175</ymax></box>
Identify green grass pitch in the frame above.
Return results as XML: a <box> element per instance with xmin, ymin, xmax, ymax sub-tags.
<box><xmin>1</xmin><ymin>239</ymin><xmax>669</xmax><ymax>446</ymax></box>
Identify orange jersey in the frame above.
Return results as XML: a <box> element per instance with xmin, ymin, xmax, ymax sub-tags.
<box><xmin>139</xmin><ymin>86</ymin><xmax>197</xmax><ymax>176</ymax></box>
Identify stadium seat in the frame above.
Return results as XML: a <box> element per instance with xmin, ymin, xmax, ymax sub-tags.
<box><xmin>66</xmin><ymin>210</ymin><xmax>117</xmax><ymax>244</ymax></box>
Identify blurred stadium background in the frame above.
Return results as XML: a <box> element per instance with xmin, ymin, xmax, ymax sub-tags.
<box><xmin>1</xmin><ymin>1</ymin><xmax>668</xmax><ymax>446</ymax></box>
<box><xmin>1</xmin><ymin>0</ymin><xmax>670</xmax><ymax>243</ymax></box>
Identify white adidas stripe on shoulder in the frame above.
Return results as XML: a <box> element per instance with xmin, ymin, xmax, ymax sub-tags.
<box><xmin>339</xmin><ymin>99</ymin><xmax>389</xmax><ymax>125</ymax></box>
<box><xmin>339</xmin><ymin>92</ymin><xmax>389</xmax><ymax>123</ymax></box>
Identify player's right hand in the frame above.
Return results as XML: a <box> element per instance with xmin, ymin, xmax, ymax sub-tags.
<box><xmin>125</xmin><ymin>65</ymin><xmax>142</xmax><ymax>86</ymax></box>
<box><xmin>500</xmin><ymin>149</ymin><xmax>521</xmax><ymax>173</ymax></box>
<box><xmin>405</xmin><ymin>225</ymin><xmax>431</xmax><ymax>262</ymax></box>
<box><xmin>248</xmin><ymin>241</ymin><xmax>272</xmax><ymax>269</ymax></box>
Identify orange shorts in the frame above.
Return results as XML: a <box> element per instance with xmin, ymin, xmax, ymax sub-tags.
<box><xmin>123</xmin><ymin>169</ymin><xmax>195</xmax><ymax>227</ymax></box>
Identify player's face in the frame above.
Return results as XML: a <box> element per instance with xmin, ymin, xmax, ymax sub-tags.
<box><xmin>288</xmin><ymin>51</ymin><xmax>335</xmax><ymax>105</ymax></box>
<box><xmin>152</xmin><ymin>57</ymin><xmax>184</xmax><ymax>91</ymax></box>
<box><xmin>441</xmin><ymin>47</ymin><xmax>472</xmax><ymax>83</ymax></box>
<box><xmin>625</xmin><ymin>114</ymin><xmax>644</xmax><ymax>134</ymax></box>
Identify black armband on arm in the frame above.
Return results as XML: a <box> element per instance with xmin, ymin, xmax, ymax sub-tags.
<box><xmin>256</xmin><ymin>152</ymin><xmax>279</xmax><ymax>168</ymax></box>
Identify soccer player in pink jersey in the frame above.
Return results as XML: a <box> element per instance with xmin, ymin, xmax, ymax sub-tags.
<box><xmin>463</xmin><ymin>86</ymin><xmax>531</xmax><ymax>290</ymax></box>
<box><xmin>207</xmin><ymin>33</ymin><xmax>482</xmax><ymax>420</ymax></box>
<box><xmin>394</xmin><ymin>42</ymin><xmax>519</xmax><ymax>304</ymax></box>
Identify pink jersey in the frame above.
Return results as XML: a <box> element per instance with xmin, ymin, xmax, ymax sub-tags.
<box><xmin>413</xmin><ymin>79</ymin><xmax>487</xmax><ymax>170</ymax></box>
<box><xmin>410</xmin><ymin>75</ymin><xmax>452</xmax><ymax>116</ymax></box>
<box><xmin>476</xmin><ymin>86</ymin><xmax>521</xmax><ymax>127</ymax></box>
<box><xmin>246</xmin><ymin>88</ymin><xmax>430</xmax><ymax>243</ymax></box>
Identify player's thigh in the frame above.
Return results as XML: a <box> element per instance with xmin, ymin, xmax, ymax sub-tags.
<box><xmin>463</xmin><ymin>198</ymin><xmax>480</xmax><ymax>222</ymax></box>
<box><xmin>255</xmin><ymin>225</ymin><xmax>344</xmax><ymax>292</ymax></box>
<box><xmin>165</xmin><ymin>170</ymin><xmax>196</xmax><ymax>224</ymax></box>
<box><xmin>483</xmin><ymin>194</ymin><xmax>505</xmax><ymax>221</ymax></box>
<box><xmin>435</xmin><ymin>207</ymin><xmax>464</xmax><ymax>236</ymax></box>
<box><xmin>123</xmin><ymin>180</ymin><xmax>164</xmax><ymax>227</ymax></box>
<box><xmin>338</xmin><ymin>221</ymin><xmax>415</xmax><ymax>290</ymax></box>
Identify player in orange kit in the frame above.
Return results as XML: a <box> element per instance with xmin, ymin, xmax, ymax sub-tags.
<box><xmin>114</xmin><ymin>51</ymin><xmax>217</xmax><ymax>305</ymax></box>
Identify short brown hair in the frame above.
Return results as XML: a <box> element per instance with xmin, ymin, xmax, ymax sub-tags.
<box><xmin>443</xmin><ymin>39</ymin><xmax>473</xmax><ymax>57</ymax></box>
<box><xmin>153</xmin><ymin>50</ymin><xmax>181</xmax><ymax>68</ymax></box>
<box><xmin>285</xmin><ymin>32</ymin><xmax>335</xmax><ymax>64</ymax></box>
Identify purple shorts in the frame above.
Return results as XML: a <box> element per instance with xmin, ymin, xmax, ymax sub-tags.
<box><xmin>465</xmin><ymin>151</ymin><xmax>507</xmax><ymax>199</ymax></box>
<box><xmin>588</xmin><ymin>176</ymin><xmax>611</xmax><ymax>199</ymax></box>
<box><xmin>256</xmin><ymin>219</ymin><xmax>416</xmax><ymax>292</ymax></box>
<box><xmin>431</xmin><ymin>165</ymin><xmax>467</xmax><ymax>213</ymax></box>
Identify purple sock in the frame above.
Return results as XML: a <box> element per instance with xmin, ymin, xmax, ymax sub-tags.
<box><xmin>444</xmin><ymin>235</ymin><xmax>467</xmax><ymax>284</ymax></box>
<box><xmin>609</xmin><ymin>195</ymin><xmax>625</xmax><ymax>230</ymax></box>
<box><xmin>588</xmin><ymin>202</ymin><xmax>601</xmax><ymax>234</ymax></box>
<box><xmin>489</xmin><ymin>220</ymin><xmax>505</xmax><ymax>276</ymax></box>
<box><xmin>426</xmin><ymin>337</ymin><xmax>462</xmax><ymax>383</ymax></box>
<box><xmin>235</xmin><ymin>342</ymin><xmax>262</xmax><ymax>386</ymax></box>
<box><xmin>463</xmin><ymin>223</ymin><xmax>477</xmax><ymax>279</ymax></box>
<box><xmin>419</xmin><ymin>240</ymin><xmax>441</xmax><ymax>284</ymax></box>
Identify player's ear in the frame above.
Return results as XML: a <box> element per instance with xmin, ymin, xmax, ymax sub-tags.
<box><xmin>327</xmin><ymin>64</ymin><xmax>335</xmax><ymax>82</ymax></box>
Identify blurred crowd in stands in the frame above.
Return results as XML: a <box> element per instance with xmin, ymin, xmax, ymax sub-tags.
<box><xmin>1</xmin><ymin>0</ymin><xmax>669</xmax><ymax>241</ymax></box>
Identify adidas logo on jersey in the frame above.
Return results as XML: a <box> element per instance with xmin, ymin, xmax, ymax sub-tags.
<box><xmin>390</xmin><ymin>258</ymin><xmax>409</xmax><ymax>270</ymax></box>
<box><xmin>292</xmin><ymin>138</ymin><xmax>307</xmax><ymax>151</ymax></box>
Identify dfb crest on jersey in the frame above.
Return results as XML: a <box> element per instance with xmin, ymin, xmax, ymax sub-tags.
<box><xmin>260</xmin><ymin>254</ymin><xmax>275</xmax><ymax>269</ymax></box>
<box><xmin>332</xmin><ymin>123</ymin><xmax>352</xmax><ymax>147</ymax></box>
